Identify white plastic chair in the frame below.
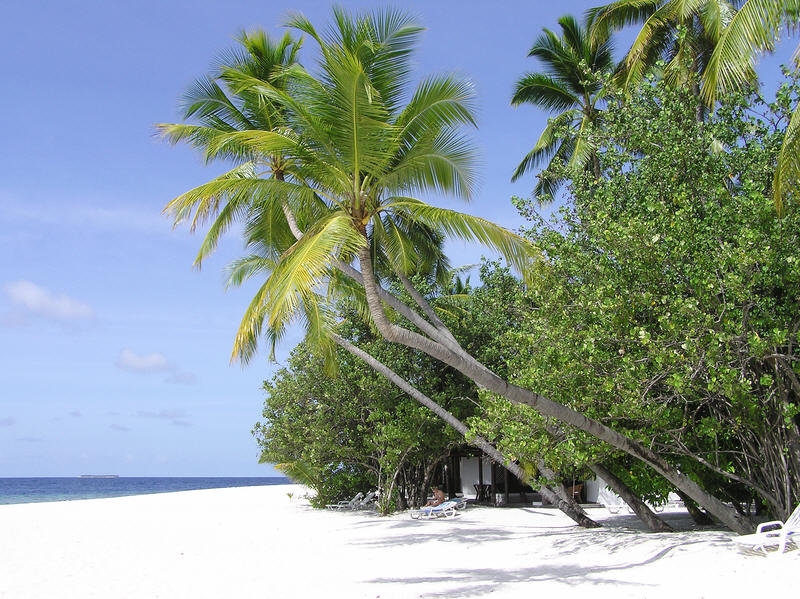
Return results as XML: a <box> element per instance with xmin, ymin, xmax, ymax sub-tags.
<box><xmin>325</xmin><ymin>492</ymin><xmax>363</xmax><ymax>510</ymax></box>
<box><xmin>732</xmin><ymin>503</ymin><xmax>800</xmax><ymax>555</ymax></box>
<box><xmin>355</xmin><ymin>491</ymin><xmax>377</xmax><ymax>510</ymax></box>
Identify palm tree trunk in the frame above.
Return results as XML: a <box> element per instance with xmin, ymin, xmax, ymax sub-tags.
<box><xmin>331</xmin><ymin>333</ymin><xmax>601</xmax><ymax>528</ymax></box>
<box><xmin>355</xmin><ymin>247</ymin><xmax>754</xmax><ymax>534</ymax></box>
<box><xmin>536</xmin><ymin>460</ymin><xmax>597</xmax><ymax>522</ymax></box>
<box><xmin>589</xmin><ymin>463</ymin><xmax>673</xmax><ymax>532</ymax></box>
<box><xmin>675</xmin><ymin>490</ymin><xmax>714</xmax><ymax>525</ymax></box>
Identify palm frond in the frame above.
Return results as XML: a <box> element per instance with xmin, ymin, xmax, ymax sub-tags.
<box><xmin>396</xmin><ymin>74</ymin><xmax>477</xmax><ymax>140</ymax></box>
<box><xmin>587</xmin><ymin>0</ymin><xmax>661</xmax><ymax>46</ymax></box>
<box><xmin>566</xmin><ymin>115</ymin><xmax>596</xmax><ymax>170</ymax></box>
<box><xmin>702</xmin><ymin>0</ymin><xmax>798</xmax><ymax>103</ymax></box>
<box><xmin>263</xmin><ymin>213</ymin><xmax>366</xmax><ymax>339</ymax></box>
<box><xmin>774</xmin><ymin>100</ymin><xmax>800</xmax><ymax>216</ymax></box>
<box><xmin>275</xmin><ymin>461</ymin><xmax>322</xmax><ymax>487</ymax></box>
<box><xmin>511</xmin><ymin>73</ymin><xmax>581</xmax><ymax>112</ymax></box>
<box><xmin>181</xmin><ymin>76</ymin><xmax>254</xmax><ymax>130</ymax></box>
<box><xmin>162</xmin><ymin>162</ymin><xmax>257</xmax><ymax>230</ymax></box>
<box><xmin>511</xmin><ymin>110</ymin><xmax>580</xmax><ymax>181</ymax></box>
<box><xmin>299</xmin><ymin>293</ymin><xmax>338</xmax><ymax>377</ymax></box>
<box><xmin>384</xmin><ymin>199</ymin><xmax>538</xmax><ymax>274</ymax></box>
<box><xmin>378</xmin><ymin>128</ymin><xmax>478</xmax><ymax>200</ymax></box>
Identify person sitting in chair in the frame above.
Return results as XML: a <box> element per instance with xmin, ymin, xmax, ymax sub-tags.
<box><xmin>425</xmin><ymin>486</ymin><xmax>446</xmax><ymax>507</ymax></box>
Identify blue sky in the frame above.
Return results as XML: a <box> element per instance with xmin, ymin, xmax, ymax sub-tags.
<box><xmin>1</xmin><ymin>1</ymin><xmax>795</xmax><ymax>476</ymax></box>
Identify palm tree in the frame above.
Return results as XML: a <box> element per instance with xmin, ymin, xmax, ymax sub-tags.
<box><xmin>511</xmin><ymin>15</ymin><xmax>615</xmax><ymax>200</ymax></box>
<box><xmin>160</xmin><ymin>7</ymin><xmax>754</xmax><ymax>534</ymax></box>
<box><xmin>700</xmin><ymin>0</ymin><xmax>800</xmax><ymax>214</ymax></box>
<box><xmin>588</xmin><ymin>0</ymin><xmax>739</xmax><ymax>93</ymax></box>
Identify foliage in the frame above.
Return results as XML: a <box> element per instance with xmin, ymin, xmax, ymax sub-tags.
<box><xmin>479</xmin><ymin>77</ymin><xmax>800</xmax><ymax>517</ymax></box>
<box><xmin>253</xmin><ymin>296</ymin><xmax>476</xmax><ymax>512</ymax></box>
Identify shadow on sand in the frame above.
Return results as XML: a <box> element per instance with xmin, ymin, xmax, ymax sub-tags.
<box><xmin>366</xmin><ymin>541</ymin><xmax>724</xmax><ymax>597</ymax></box>
<box><xmin>354</xmin><ymin>508</ymin><xmax>736</xmax><ymax>597</ymax></box>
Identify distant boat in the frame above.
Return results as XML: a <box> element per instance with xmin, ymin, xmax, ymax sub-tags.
<box><xmin>79</xmin><ymin>475</ymin><xmax>120</xmax><ymax>478</ymax></box>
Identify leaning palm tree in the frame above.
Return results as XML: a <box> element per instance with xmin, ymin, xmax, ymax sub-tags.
<box><xmin>701</xmin><ymin>0</ymin><xmax>800</xmax><ymax>215</ymax></box>
<box><xmin>511</xmin><ymin>15</ymin><xmax>615</xmax><ymax>199</ymax></box>
<box><xmin>160</xmin><ymin>7</ymin><xmax>754</xmax><ymax>534</ymax></box>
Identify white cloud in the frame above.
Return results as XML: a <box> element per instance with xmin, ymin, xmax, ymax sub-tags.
<box><xmin>3</xmin><ymin>281</ymin><xmax>93</xmax><ymax>321</ymax></box>
<box><xmin>110</xmin><ymin>423</ymin><xmax>130</xmax><ymax>432</ymax></box>
<box><xmin>116</xmin><ymin>348</ymin><xmax>170</xmax><ymax>373</ymax></box>
<box><xmin>0</xmin><ymin>417</ymin><xmax>15</xmax><ymax>427</ymax></box>
<box><xmin>116</xmin><ymin>348</ymin><xmax>197</xmax><ymax>384</ymax></box>
<box><xmin>137</xmin><ymin>409</ymin><xmax>191</xmax><ymax>427</ymax></box>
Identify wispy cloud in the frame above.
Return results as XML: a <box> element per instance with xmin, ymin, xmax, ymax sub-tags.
<box><xmin>0</xmin><ymin>417</ymin><xmax>15</xmax><ymax>427</ymax></box>
<box><xmin>116</xmin><ymin>349</ymin><xmax>170</xmax><ymax>373</ymax></box>
<box><xmin>136</xmin><ymin>409</ymin><xmax>191</xmax><ymax>427</ymax></box>
<box><xmin>110</xmin><ymin>423</ymin><xmax>130</xmax><ymax>432</ymax></box>
<box><xmin>16</xmin><ymin>436</ymin><xmax>43</xmax><ymax>443</ymax></box>
<box><xmin>3</xmin><ymin>281</ymin><xmax>93</xmax><ymax>322</ymax></box>
<box><xmin>137</xmin><ymin>409</ymin><xmax>187</xmax><ymax>419</ymax></box>
<box><xmin>2</xmin><ymin>198</ymin><xmax>172</xmax><ymax>237</ymax></box>
<box><xmin>69</xmin><ymin>410</ymin><xmax>82</xmax><ymax>418</ymax></box>
<box><xmin>0</xmin><ymin>195</ymin><xmax>242</xmax><ymax>241</ymax></box>
<box><xmin>116</xmin><ymin>348</ymin><xmax>197</xmax><ymax>384</ymax></box>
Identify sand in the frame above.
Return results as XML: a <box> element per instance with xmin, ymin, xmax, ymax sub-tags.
<box><xmin>0</xmin><ymin>484</ymin><xmax>795</xmax><ymax>598</ymax></box>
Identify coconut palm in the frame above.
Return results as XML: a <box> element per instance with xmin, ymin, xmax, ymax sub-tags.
<box><xmin>701</xmin><ymin>0</ymin><xmax>800</xmax><ymax>214</ymax></box>
<box><xmin>588</xmin><ymin>0</ymin><xmax>739</xmax><ymax>93</ymax></box>
<box><xmin>162</xmin><ymin>8</ymin><xmax>526</xmax><ymax>359</ymax></box>
<box><xmin>511</xmin><ymin>15</ymin><xmax>615</xmax><ymax>199</ymax></box>
<box><xmin>163</xmin><ymin>29</ymin><xmax>304</xmax><ymax>268</ymax></box>
<box><xmin>160</xmin><ymin>7</ymin><xmax>755</xmax><ymax>534</ymax></box>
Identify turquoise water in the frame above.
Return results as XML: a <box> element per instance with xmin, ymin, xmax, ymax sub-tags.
<box><xmin>0</xmin><ymin>477</ymin><xmax>290</xmax><ymax>505</ymax></box>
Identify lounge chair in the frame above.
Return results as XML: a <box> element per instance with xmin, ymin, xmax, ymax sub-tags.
<box><xmin>409</xmin><ymin>500</ymin><xmax>461</xmax><ymax>520</ymax></box>
<box><xmin>731</xmin><ymin>503</ymin><xmax>800</xmax><ymax>555</ymax></box>
<box><xmin>355</xmin><ymin>491</ymin><xmax>377</xmax><ymax>510</ymax></box>
<box><xmin>325</xmin><ymin>492</ymin><xmax>363</xmax><ymax>510</ymax></box>
<box><xmin>450</xmin><ymin>497</ymin><xmax>468</xmax><ymax>510</ymax></box>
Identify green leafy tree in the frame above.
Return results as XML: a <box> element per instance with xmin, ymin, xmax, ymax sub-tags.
<box><xmin>505</xmin><ymin>77</ymin><xmax>800</xmax><ymax>519</ymax></box>
<box><xmin>511</xmin><ymin>15</ymin><xmax>615</xmax><ymax>200</ymax></box>
<box><xmin>253</xmin><ymin>311</ymin><xmax>475</xmax><ymax>512</ymax></box>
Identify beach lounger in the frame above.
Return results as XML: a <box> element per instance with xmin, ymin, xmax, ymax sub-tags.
<box><xmin>731</xmin><ymin>503</ymin><xmax>800</xmax><ymax>555</ymax></box>
<box><xmin>355</xmin><ymin>491</ymin><xmax>377</xmax><ymax>510</ymax></box>
<box><xmin>450</xmin><ymin>497</ymin><xmax>468</xmax><ymax>510</ymax></box>
<box><xmin>325</xmin><ymin>492</ymin><xmax>363</xmax><ymax>510</ymax></box>
<box><xmin>409</xmin><ymin>500</ymin><xmax>461</xmax><ymax>520</ymax></box>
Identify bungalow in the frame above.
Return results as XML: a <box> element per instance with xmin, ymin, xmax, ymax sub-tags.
<box><xmin>436</xmin><ymin>448</ymin><xmax>601</xmax><ymax>506</ymax></box>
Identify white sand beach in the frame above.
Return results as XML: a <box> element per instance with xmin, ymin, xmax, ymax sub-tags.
<box><xmin>0</xmin><ymin>484</ymin><xmax>794</xmax><ymax>599</ymax></box>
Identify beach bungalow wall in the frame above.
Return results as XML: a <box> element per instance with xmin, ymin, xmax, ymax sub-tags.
<box><xmin>457</xmin><ymin>455</ymin><xmax>603</xmax><ymax>504</ymax></box>
<box><xmin>457</xmin><ymin>456</ymin><xmax>538</xmax><ymax>504</ymax></box>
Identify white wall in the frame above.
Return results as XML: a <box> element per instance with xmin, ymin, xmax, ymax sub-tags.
<box><xmin>584</xmin><ymin>477</ymin><xmax>601</xmax><ymax>503</ymax></box>
<box><xmin>459</xmin><ymin>457</ymin><xmax>492</xmax><ymax>497</ymax></box>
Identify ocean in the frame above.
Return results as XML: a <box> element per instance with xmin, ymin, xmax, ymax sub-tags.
<box><xmin>0</xmin><ymin>477</ymin><xmax>290</xmax><ymax>505</ymax></box>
